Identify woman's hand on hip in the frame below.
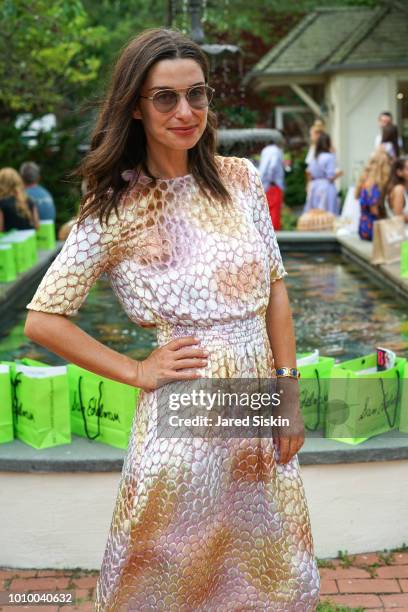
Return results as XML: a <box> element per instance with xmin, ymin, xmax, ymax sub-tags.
<box><xmin>136</xmin><ymin>336</ymin><xmax>208</xmax><ymax>392</ymax></box>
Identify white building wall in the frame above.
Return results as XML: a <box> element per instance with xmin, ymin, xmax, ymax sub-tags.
<box><xmin>1</xmin><ymin>461</ymin><xmax>408</xmax><ymax>568</ymax></box>
<box><xmin>327</xmin><ymin>71</ymin><xmax>399</xmax><ymax>187</ymax></box>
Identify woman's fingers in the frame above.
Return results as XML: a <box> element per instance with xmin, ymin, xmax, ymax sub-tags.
<box><xmin>165</xmin><ymin>370</ymin><xmax>203</xmax><ymax>383</ymax></box>
<box><xmin>165</xmin><ymin>336</ymin><xmax>201</xmax><ymax>350</ymax></box>
<box><xmin>275</xmin><ymin>434</ymin><xmax>305</xmax><ymax>464</ymax></box>
<box><xmin>164</xmin><ymin>336</ymin><xmax>209</xmax><ymax>361</ymax></box>
<box><xmin>173</xmin><ymin>358</ymin><xmax>208</xmax><ymax>370</ymax></box>
<box><xmin>173</xmin><ymin>346</ymin><xmax>209</xmax><ymax>360</ymax></box>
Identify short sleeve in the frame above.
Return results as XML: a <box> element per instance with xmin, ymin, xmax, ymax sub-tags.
<box><xmin>26</xmin><ymin>213</ymin><xmax>119</xmax><ymax>317</ymax></box>
<box><xmin>243</xmin><ymin>158</ymin><xmax>287</xmax><ymax>284</ymax></box>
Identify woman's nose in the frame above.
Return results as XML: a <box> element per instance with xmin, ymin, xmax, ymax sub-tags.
<box><xmin>174</xmin><ymin>95</ymin><xmax>194</xmax><ymax>118</ymax></box>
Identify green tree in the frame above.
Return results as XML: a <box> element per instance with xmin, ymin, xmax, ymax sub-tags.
<box><xmin>0</xmin><ymin>0</ymin><xmax>107</xmax><ymax>118</ymax></box>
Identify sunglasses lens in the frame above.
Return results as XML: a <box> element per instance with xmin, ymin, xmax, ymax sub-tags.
<box><xmin>153</xmin><ymin>90</ymin><xmax>178</xmax><ymax>112</ymax></box>
<box><xmin>187</xmin><ymin>85</ymin><xmax>213</xmax><ymax>108</ymax></box>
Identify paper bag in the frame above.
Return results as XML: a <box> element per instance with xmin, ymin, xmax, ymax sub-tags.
<box><xmin>371</xmin><ymin>217</ymin><xmax>405</xmax><ymax>265</ymax></box>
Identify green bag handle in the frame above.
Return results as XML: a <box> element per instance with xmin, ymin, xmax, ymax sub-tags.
<box><xmin>10</xmin><ymin>372</ymin><xmax>23</xmax><ymax>431</ymax></box>
<box><xmin>305</xmin><ymin>368</ymin><xmax>321</xmax><ymax>432</ymax></box>
<box><xmin>379</xmin><ymin>370</ymin><xmax>401</xmax><ymax>429</ymax></box>
<box><xmin>77</xmin><ymin>375</ymin><xmax>102</xmax><ymax>441</ymax></box>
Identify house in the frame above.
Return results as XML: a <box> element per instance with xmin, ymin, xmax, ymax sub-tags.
<box><xmin>244</xmin><ymin>2</ymin><xmax>408</xmax><ymax>186</ymax></box>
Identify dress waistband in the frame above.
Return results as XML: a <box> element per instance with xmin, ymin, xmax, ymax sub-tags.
<box><xmin>156</xmin><ymin>314</ymin><xmax>268</xmax><ymax>348</ymax></box>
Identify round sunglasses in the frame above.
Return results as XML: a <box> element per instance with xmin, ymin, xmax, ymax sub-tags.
<box><xmin>139</xmin><ymin>84</ymin><xmax>215</xmax><ymax>113</ymax></box>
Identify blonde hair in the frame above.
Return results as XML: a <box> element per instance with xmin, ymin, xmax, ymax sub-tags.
<box><xmin>355</xmin><ymin>150</ymin><xmax>391</xmax><ymax>199</ymax></box>
<box><xmin>0</xmin><ymin>167</ymin><xmax>34</xmax><ymax>224</ymax></box>
<box><xmin>313</xmin><ymin>119</ymin><xmax>325</xmax><ymax>131</ymax></box>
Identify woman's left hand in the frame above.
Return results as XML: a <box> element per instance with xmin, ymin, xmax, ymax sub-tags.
<box><xmin>272</xmin><ymin>377</ymin><xmax>305</xmax><ymax>464</ymax></box>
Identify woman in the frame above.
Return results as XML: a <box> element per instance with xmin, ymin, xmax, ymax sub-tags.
<box><xmin>380</xmin><ymin>123</ymin><xmax>400</xmax><ymax>159</ymax></box>
<box><xmin>24</xmin><ymin>29</ymin><xmax>320</xmax><ymax>610</ymax></box>
<box><xmin>0</xmin><ymin>167</ymin><xmax>39</xmax><ymax>232</ymax></box>
<box><xmin>304</xmin><ymin>132</ymin><xmax>341</xmax><ymax>215</ymax></box>
<box><xmin>356</xmin><ymin>150</ymin><xmax>390</xmax><ymax>241</ymax></box>
<box><xmin>385</xmin><ymin>156</ymin><xmax>408</xmax><ymax>222</ymax></box>
<box><xmin>305</xmin><ymin>119</ymin><xmax>325</xmax><ymax>167</ymax></box>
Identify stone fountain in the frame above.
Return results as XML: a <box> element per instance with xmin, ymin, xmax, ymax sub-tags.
<box><xmin>186</xmin><ymin>0</ymin><xmax>280</xmax><ymax>156</ymax></box>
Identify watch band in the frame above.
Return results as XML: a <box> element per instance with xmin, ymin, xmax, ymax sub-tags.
<box><xmin>275</xmin><ymin>367</ymin><xmax>301</xmax><ymax>379</ymax></box>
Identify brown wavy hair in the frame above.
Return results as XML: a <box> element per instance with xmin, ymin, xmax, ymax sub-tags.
<box><xmin>0</xmin><ymin>167</ymin><xmax>35</xmax><ymax>224</ymax></box>
<box><xmin>388</xmin><ymin>156</ymin><xmax>408</xmax><ymax>194</ymax></box>
<box><xmin>77</xmin><ymin>28</ymin><xmax>231</xmax><ymax>227</ymax></box>
<box><xmin>382</xmin><ymin>123</ymin><xmax>400</xmax><ymax>158</ymax></box>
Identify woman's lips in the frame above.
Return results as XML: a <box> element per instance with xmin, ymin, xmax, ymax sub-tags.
<box><xmin>168</xmin><ymin>126</ymin><xmax>198</xmax><ymax>136</ymax></box>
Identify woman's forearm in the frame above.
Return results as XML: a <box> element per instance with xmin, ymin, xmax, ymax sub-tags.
<box><xmin>265</xmin><ymin>279</ymin><xmax>297</xmax><ymax>369</ymax></box>
<box><xmin>24</xmin><ymin>311</ymin><xmax>140</xmax><ymax>387</ymax></box>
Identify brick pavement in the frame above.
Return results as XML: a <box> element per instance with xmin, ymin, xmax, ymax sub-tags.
<box><xmin>0</xmin><ymin>549</ymin><xmax>407</xmax><ymax>611</ymax></box>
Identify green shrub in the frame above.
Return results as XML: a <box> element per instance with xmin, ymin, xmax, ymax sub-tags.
<box><xmin>284</xmin><ymin>157</ymin><xmax>307</xmax><ymax>208</ymax></box>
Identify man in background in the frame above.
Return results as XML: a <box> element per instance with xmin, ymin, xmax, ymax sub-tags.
<box><xmin>374</xmin><ymin>111</ymin><xmax>403</xmax><ymax>151</ymax></box>
<box><xmin>20</xmin><ymin>161</ymin><xmax>56</xmax><ymax>221</ymax></box>
<box><xmin>374</xmin><ymin>111</ymin><xmax>393</xmax><ymax>149</ymax></box>
<box><xmin>258</xmin><ymin>131</ymin><xmax>285</xmax><ymax>231</ymax></box>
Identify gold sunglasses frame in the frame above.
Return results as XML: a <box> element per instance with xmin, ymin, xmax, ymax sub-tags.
<box><xmin>139</xmin><ymin>84</ymin><xmax>215</xmax><ymax>113</ymax></box>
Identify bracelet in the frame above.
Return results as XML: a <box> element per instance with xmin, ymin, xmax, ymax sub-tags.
<box><xmin>275</xmin><ymin>367</ymin><xmax>301</xmax><ymax>379</ymax></box>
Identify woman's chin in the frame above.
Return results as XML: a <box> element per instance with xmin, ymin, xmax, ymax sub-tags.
<box><xmin>164</xmin><ymin>131</ymin><xmax>204</xmax><ymax>150</ymax></box>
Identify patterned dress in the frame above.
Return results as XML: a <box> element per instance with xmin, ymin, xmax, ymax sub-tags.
<box><xmin>26</xmin><ymin>156</ymin><xmax>320</xmax><ymax>611</ymax></box>
<box><xmin>358</xmin><ymin>184</ymin><xmax>381</xmax><ymax>241</ymax></box>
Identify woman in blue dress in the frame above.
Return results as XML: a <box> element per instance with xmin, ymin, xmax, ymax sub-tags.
<box><xmin>304</xmin><ymin>133</ymin><xmax>340</xmax><ymax>215</ymax></box>
<box><xmin>356</xmin><ymin>150</ymin><xmax>390</xmax><ymax>241</ymax></box>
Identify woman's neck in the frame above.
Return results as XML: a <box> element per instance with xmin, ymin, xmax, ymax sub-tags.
<box><xmin>145</xmin><ymin>146</ymin><xmax>189</xmax><ymax>179</ymax></box>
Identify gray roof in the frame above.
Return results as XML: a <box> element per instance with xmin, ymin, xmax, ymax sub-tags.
<box><xmin>245</xmin><ymin>3</ymin><xmax>408</xmax><ymax>86</ymax></box>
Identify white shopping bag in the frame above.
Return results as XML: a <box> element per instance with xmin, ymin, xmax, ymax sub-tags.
<box><xmin>339</xmin><ymin>186</ymin><xmax>360</xmax><ymax>234</ymax></box>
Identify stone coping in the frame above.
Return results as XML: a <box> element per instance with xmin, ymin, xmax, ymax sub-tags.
<box><xmin>337</xmin><ymin>234</ymin><xmax>408</xmax><ymax>301</ymax></box>
<box><xmin>0</xmin><ymin>243</ymin><xmax>63</xmax><ymax>319</ymax></box>
<box><xmin>277</xmin><ymin>230</ymin><xmax>408</xmax><ymax>300</ymax></box>
<box><xmin>277</xmin><ymin>230</ymin><xmax>339</xmax><ymax>252</ymax></box>
<box><xmin>0</xmin><ymin>430</ymin><xmax>407</xmax><ymax>472</ymax></box>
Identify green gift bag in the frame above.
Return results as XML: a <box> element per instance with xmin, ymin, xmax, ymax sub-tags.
<box><xmin>11</xmin><ymin>364</ymin><xmax>71</xmax><ymax>449</ymax></box>
<box><xmin>0</xmin><ymin>233</ymin><xmax>31</xmax><ymax>273</ymax></box>
<box><xmin>36</xmin><ymin>220</ymin><xmax>56</xmax><ymax>250</ymax></box>
<box><xmin>398</xmin><ymin>361</ymin><xmax>408</xmax><ymax>433</ymax></box>
<box><xmin>0</xmin><ymin>364</ymin><xmax>14</xmax><ymax>444</ymax></box>
<box><xmin>325</xmin><ymin>353</ymin><xmax>406</xmax><ymax>445</ymax></box>
<box><xmin>0</xmin><ymin>244</ymin><xmax>17</xmax><ymax>282</ymax></box>
<box><xmin>68</xmin><ymin>364</ymin><xmax>140</xmax><ymax>449</ymax></box>
<box><xmin>297</xmin><ymin>351</ymin><xmax>335</xmax><ymax>432</ymax></box>
<box><xmin>17</xmin><ymin>230</ymin><xmax>38</xmax><ymax>266</ymax></box>
<box><xmin>401</xmin><ymin>241</ymin><xmax>408</xmax><ymax>279</ymax></box>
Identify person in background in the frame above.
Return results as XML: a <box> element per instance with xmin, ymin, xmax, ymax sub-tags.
<box><xmin>374</xmin><ymin>111</ymin><xmax>393</xmax><ymax>149</ymax></box>
<box><xmin>305</xmin><ymin>119</ymin><xmax>326</xmax><ymax>166</ymax></box>
<box><xmin>356</xmin><ymin>150</ymin><xmax>390</xmax><ymax>241</ymax></box>
<box><xmin>258</xmin><ymin>131</ymin><xmax>285</xmax><ymax>230</ymax></box>
<box><xmin>0</xmin><ymin>167</ymin><xmax>39</xmax><ymax>232</ymax></box>
<box><xmin>385</xmin><ymin>156</ymin><xmax>408</xmax><ymax>222</ymax></box>
<box><xmin>379</xmin><ymin>123</ymin><xmax>400</xmax><ymax>160</ymax></box>
<box><xmin>374</xmin><ymin>112</ymin><xmax>403</xmax><ymax>153</ymax></box>
<box><xmin>303</xmin><ymin>132</ymin><xmax>342</xmax><ymax>215</ymax></box>
<box><xmin>19</xmin><ymin>161</ymin><xmax>56</xmax><ymax>221</ymax></box>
